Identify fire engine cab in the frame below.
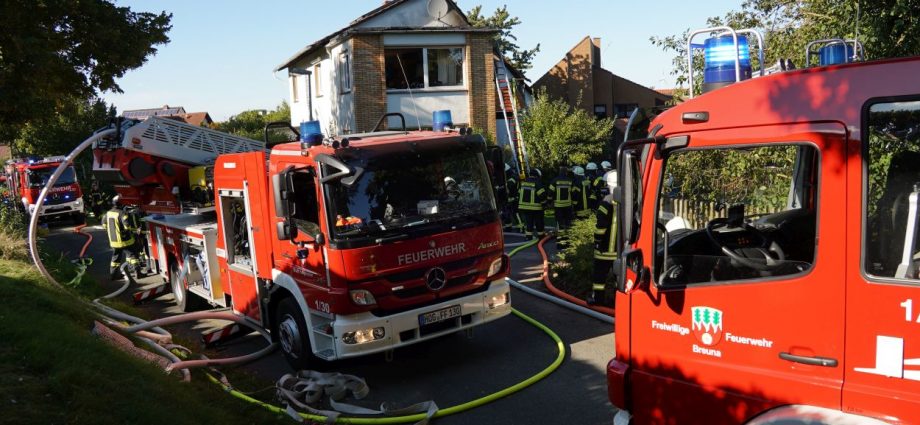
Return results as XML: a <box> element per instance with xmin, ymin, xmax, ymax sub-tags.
<box><xmin>609</xmin><ymin>28</ymin><xmax>920</xmax><ymax>424</ymax></box>
<box><xmin>92</xmin><ymin>116</ymin><xmax>512</xmax><ymax>369</ymax></box>
<box><xmin>3</xmin><ymin>156</ymin><xmax>85</xmax><ymax>223</ymax></box>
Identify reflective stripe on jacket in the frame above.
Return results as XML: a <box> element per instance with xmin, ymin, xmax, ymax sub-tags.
<box><xmin>549</xmin><ymin>178</ymin><xmax>576</xmax><ymax>208</ymax></box>
<box><xmin>593</xmin><ymin>195</ymin><xmax>618</xmax><ymax>260</ymax></box>
<box><xmin>576</xmin><ymin>178</ymin><xmax>592</xmax><ymax>217</ymax></box>
<box><xmin>518</xmin><ymin>180</ymin><xmax>545</xmax><ymax>211</ymax></box>
<box><xmin>103</xmin><ymin>209</ymin><xmax>135</xmax><ymax>248</ymax></box>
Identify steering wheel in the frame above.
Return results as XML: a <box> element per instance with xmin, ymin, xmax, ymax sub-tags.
<box><xmin>705</xmin><ymin>217</ymin><xmax>786</xmax><ymax>271</ymax></box>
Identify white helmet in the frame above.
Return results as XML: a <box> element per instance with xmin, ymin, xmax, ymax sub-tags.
<box><xmin>601</xmin><ymin>160</ymin><xmax>612</xmax><ymax>170</ymax></box>
<box><xmin>573</xmin><ymin>165</ymin><xmax>585</xmax><ymax>177</ymax></box>
<box><xmin>444</xmin><ymin>176</ymin><xmax>456</xmax><ymax>186</ymax></box>
<box><xmin>586</xmin><ymin>162</ymin><xmax>598</xmax><ymax>171</ymax></box>
<box><xmin>604</xmin><ymin>170</ymin><xmax>618</xmax><ymax>191</ymax></box>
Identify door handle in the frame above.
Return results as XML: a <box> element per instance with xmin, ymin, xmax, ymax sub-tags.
<box><xmin>779</xmin><ymin>352</ymin><xmax>838</xmax><ymax>367</ymax></box>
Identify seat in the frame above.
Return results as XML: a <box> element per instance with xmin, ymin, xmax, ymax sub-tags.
<box><xmin>870</xmin><ymin>150</ymin><xmax>920</xmax><ymax>276</ymax></box>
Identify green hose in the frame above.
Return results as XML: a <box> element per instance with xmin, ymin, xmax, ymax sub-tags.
<box><xmin>208</xmin><ymin>237</ymin><xmax>562</xmax><ymax>424</ymax></box>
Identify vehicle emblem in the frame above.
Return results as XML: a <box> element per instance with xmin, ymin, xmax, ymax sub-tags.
<box><xmin>425</xmin><ymin>267</ymin><xmax>447</xmax><ymax>291</ymax></box>
<box><xmin>691</xmin><ymin>306</ymin><xmax>723</xmax><ymax>346</ymax></box>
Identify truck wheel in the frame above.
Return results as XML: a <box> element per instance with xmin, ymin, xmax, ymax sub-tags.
<box><xmin>169</xmin><ymin>261</ymin><xmax>204</xmax><ymax>312</ymax></box>
<box><xmin>275</xmin><ymin>298</ymin><xmax>318</xmax><ymax>371</ymax></box>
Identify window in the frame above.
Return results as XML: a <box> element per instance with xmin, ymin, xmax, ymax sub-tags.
<box><xmin>339</xmin><ymin>51</ymin><xmax>351</xmax><ymax>93</ymax></box>
<box><xmin>292</xmin><ymin>75</ymin><xmax>301</xmax><ymax>103</ymax></box>
<box><xmin>427</xmin><ymin>48</ymin><xmax>463</xmax><ymax>87</ymax></box>
<box><xmin>594</xmin><ymin>104</ymin><xmax>608</xmax><ymax>119</ymax></box>
<box><xmin>291</xmin><ymin>170</ymin><xmax>321</xmax><ymax>237</ymax></box>
<box><xmin>385</xmin><ymin>47</ymin><xmax>464</xmax><ymax>90</ymax></box>
<box><xmin>314</xmin><ymin>64</ymin><xmax>322</xmax><ymax>97</ymax></box>
<box><xmin>655</xmin><ymin>144</ymin><xmax>818</xmax><ymax>286</ymax></box>
<box><xmin>614</xmin><ymin>103</ymin><xmax>638</xmax><ymax>118</ymax></box>
<box><xmin>865</xmin><ymin>99</ymin><xmax>920</xmax><ymax>281</ymax></box>
<box><xmin>220</xmin><ymin>195</ymin><xmax>251</xmax><ymax>268</ymax></box>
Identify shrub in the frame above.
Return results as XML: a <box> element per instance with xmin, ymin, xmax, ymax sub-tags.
<box><xmin>552</xmin><ymin>216</ymin><xmax>596</xmax><ymax>298</ymax></box>
<box><xmin>0</xmin><ymin>201</ymin><xmax>28</xmax><ymax>261</ymax></box>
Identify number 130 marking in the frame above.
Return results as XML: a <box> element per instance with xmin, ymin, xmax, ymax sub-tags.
<box><xmin>899</xmin><ymin>299</ymin><xmax>920</xmax><ymax>323</ymax></box>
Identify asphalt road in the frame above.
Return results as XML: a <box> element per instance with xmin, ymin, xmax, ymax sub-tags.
<box><xmin>44</xmin><ymin>224</ymin><xmax>616</xmax><ymax>424</ymax></box>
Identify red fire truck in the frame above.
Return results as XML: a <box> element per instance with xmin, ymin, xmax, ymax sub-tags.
<box><xmin>93</xmin><ymin>116</ymin><xmax>512</xmax><ymax>369</ymax></box>
<box><xmin>3</xmin><ymin>156</ymin><xmax>85</xmax><ymax>223</ymax></box>
<box><xmin>608</xmin><ymin>28</ymin><xmax>920</xmax><ymax>424</ymax></box>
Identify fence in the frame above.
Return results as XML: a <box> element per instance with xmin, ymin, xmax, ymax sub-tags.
<box><xmin>660</xmin><ymin>197</ymin><xmax>784</xmax><ymax>229</ymax></box>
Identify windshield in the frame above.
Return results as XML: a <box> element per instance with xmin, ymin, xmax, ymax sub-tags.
<box><xmin>325</xmin><ymin>148</ymin><xmax>496</xmax><ymax>241</ymax></box>
<box><xmin>27</xmin><ymin>166</ymin><xmax>77</xmax><ymax>188</ymax></box>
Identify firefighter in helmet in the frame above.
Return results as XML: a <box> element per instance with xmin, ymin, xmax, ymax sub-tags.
<box><xmin>573</xmin><ymin>165</ymin><xmax>594</xmax><ymax>218</ymax></box>
<box><xmin>517</xmin><ymin>168</ymin><xmax>545</xmax><ymax>239</ymax></box>
<box><xmin>88</xmin><ymin>179</ymin><xmax>106</xmax><ymax>218</ymax></box>
<box><xmin>504</xmin><ymin>163</ymin><xmax>520</xmax><ymax>230</ymax></box>
<box><xmin>548</xmin><ymin>165</ymin><xmax>578</xmax><ymax>247</ymax></box>
<box><xmin>589</xmin><ymin>171</ymin><xmax>619</xmax><ymax>306</ymax></box>
<box><xmin>102</xmin><ymin>196</ymin><xmax>142</xmax><ymax>280</ymax></box>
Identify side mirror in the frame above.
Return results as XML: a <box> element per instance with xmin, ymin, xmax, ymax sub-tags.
<box><xmin>617</xmin><ymin>248</ymin><xmax>649</xmax><ymax>293</ymax></box>
<box><xmin>486</xmin><ymin>146</ymin><xmax>508</xmax><ymax>209</ymax></box>
<box><xmin>314</xmin><ymin>233</ymin><xmax>325</xmax><ymax>246</ymax></box>
<box><xmin>620</xmin><ymin>150</ymin><xmax>637</xmax><ymax>244</ymax></box>
<box><xmin>276</xmin><ymin>220</ymin><xmax>298</xmax><ymax>241</ymax></box>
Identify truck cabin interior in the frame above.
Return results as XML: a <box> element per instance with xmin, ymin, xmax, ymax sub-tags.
<box><xmin>654</xmin><ymin>144</ymin><xmax>818</xmax><ymax>285</ymax></box>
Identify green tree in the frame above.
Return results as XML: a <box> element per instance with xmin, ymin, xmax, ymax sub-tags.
<box><xmin>214</xmin><ymin>102</ymin><xmax>292</xmax><ymax>143</ymax></box>
<box><xmin>652</xmin><ymin>0</ymin><xmax>920</xmax><ymax>98</ymax></box>
<box><xmin>0</xmin><ymin>0</ymin><xmax>172</xmax><ymax>140</ymax></box>
<box><xmin>11</xmin><ymin>97</ymin><xmax>111</xmax><ymax>158</ymax></box>
<box><xmin>519</xmin><ymin>91</ymin><xmax>614</xmax><ymax>172</ymax></box>
<box><xmin>467</xmin><ymin>5</ymin><xmax>540</xmax><ymax>71</ymax></box>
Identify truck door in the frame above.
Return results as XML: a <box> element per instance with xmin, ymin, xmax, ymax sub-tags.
<box><xmin>271</xmin><ymin>163</ymin><xmax>328</xmax><ymax>292</ymax></box>
<box><xmin>626</xmin><ymin>123</ymin><xmax>846</xmax><ymax>424</ymax></box>
<box><xmin>844</xmin><ymin>98</ymin><xmax>920</xmax><ymax>422</ymax></box>
<box><xmin>214</xmin><ymin>152</ymin><xmax>274</xmax><ymax>322</ymax></box>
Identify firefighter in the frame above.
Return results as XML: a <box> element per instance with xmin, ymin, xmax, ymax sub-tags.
<box><xmin>102</xmin><ymin>196</ymin><xmax>142</xmax><ymax>280</ymax></box>
<box><xmin>548</xmin><ymin>166</ymin><xmax>578</xmax><ymax>248</ymax></box>
<box><xmin>88</xmin><ymin>179</ymin><xmax>106</xmax><ymax>218</ymax></box>
<box><xmin>589</xmin><ymin>172</ymin><xmax>619</xmax><ymax>306</ymax></box>
<box><xmin>504</xmin><ymin>164</ymin><xmax>520</xmax><ymax>229</ymax></box>
<box><xmin>593</xmin><ymin>161</ymin><xmax>613</xmax><ymax>202</ymax></box>
<box><xmin>573</xmin><ymin>165</ymin><xmax>594</xmax><ymax>218</ymax></box>
<box><xmin>517</xmin><ymin>168</ymin><xmax>545</xmax><ymax>239</ymax></box>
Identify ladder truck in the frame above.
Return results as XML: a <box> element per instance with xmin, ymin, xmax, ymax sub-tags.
<box><xmin>609</xmin><ymin>28</ymin><xmax>920</xmax><ymax>424</ymax></box>
<box><xmin>3</xmin><ymin>156</ymin><xmax>85</xmax><ymax>223</ymax></box>
<box><xmin>92</xmin><ymin>116</ymin><xmax>513</xmax><ymax>369</ymax></box>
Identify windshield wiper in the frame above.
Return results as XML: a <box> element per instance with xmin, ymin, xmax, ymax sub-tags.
<box><xmin>375</xmin><ymin>233</ymin><xmax>409</xmax><ymax>244</ymax></box>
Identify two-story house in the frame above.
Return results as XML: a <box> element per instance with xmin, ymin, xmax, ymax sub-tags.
<box><xmin>274</xmin><ymin>0</ymin><xmax>507</xmax><ymax>138</ymax></box>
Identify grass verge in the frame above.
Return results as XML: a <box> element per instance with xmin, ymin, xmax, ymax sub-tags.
<box><xmin>0</xmin><ymin>257</ymin><xmax>289</xmax><ymax>425</ymax></box>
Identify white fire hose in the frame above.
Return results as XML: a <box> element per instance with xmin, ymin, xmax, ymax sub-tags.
<box><xmin>26</xmin><ymin>129</ymin><xmax>276</xmax><ymax>381</ymax></box>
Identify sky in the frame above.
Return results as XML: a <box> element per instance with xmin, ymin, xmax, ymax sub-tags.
<box><xmin>102</xmin><ymin>0</ymin><xmax>742</xmax><ymax>121</ymax></box>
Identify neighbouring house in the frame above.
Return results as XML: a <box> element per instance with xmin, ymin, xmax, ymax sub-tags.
<box><xmin>274</xmin><ymin>0</ymin><xmax>509</xmax><ymax>139</ymax></box>
<box><xmin>533</xmin><ymin>36</ymin><xmax>671</xmax><ymax>120</ymax></box>
<box><xmin>122</xmin><ymin>105</ymin><xmax>213</xmax><ymax>127</ymax></box>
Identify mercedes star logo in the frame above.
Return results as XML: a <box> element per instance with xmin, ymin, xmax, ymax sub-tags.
<box><xmin>425</xmin><ymin>267</ymin><xmax>447</xmax><ymax>291</ymax></box>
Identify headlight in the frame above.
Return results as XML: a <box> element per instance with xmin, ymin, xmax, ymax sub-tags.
<box><xmin>342</xmin><ymin>327</ymin><xmax>385</xmax><ymax>344</ymax></box>
<box><xmin>74</xmin><ymin>198</ymin><xmax>82</xmax><ymax>207</ymax></box>
<box><xmin>487</xmin><ymin>257</ymin><xmax>504</xmax><ymax>278</ymax></box>
<box><xmin>349</xmin><ymin>289</ymin><xmax>377</xmax><ymax>306</ymax></box>
<box><xmin>488</xmin><ymin>293</ymin><xmax>509</xmax><ymax>309</ymax></box>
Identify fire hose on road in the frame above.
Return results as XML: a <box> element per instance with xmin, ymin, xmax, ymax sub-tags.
<box><xmin>26</xmin><ymin>130</ymin><xmax>569</xmax><ymax>424</ymax></box>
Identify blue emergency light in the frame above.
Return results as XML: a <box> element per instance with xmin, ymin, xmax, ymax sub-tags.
<box><xmin>703</xmin><ymin>35</ymin><xmax>753</xmax><ymax>86</ymax></box>
<box><xmin>300</xmin><ymin>120</ymin><xmax>323</xmax><ymax>146</ymax></box>
<box><xmin>432</xmin><ymin>110</ymin><xmax>452</xmax><ymax>132</ymax></box>
<box><xmin>819</xmin><ymin>43</ymin><xmax>854</xmax><ymax>66</ymax></box>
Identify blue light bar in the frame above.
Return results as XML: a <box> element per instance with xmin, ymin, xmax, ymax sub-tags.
<box><xmin>432</xmin><ymin>110</ymin><xmax>453</xmax><ymax>132</ymax></box>
<box><xmin>300</xmin><ymin>120</ymin><xmax>323</xmax><ymax>146</ymax></box>
<box><xmin>703</xmin><ymin>35</ymin><xmax>752</xmax><ymax>86</ymax></box>
<box><xmin>819</xmin><ymin>43</ymin><xmax>854</xmax><ymax>66</ymax></box>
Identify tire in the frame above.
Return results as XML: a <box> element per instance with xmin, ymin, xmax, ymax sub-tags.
<box><xmin>274</xmin><ymin>297</ymin><xmax>319</xmax><ymax>371</ymax></box>
<box><xmin>169</xmin><ymin>261</ymin><xmax>204</xmax><ymax>312</ymax></box>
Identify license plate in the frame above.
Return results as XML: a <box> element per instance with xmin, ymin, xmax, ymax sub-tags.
<box><xmin>419</xmin><ymin>305</ymin><xmax>461</xmax><ymax>326</ymax></box>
